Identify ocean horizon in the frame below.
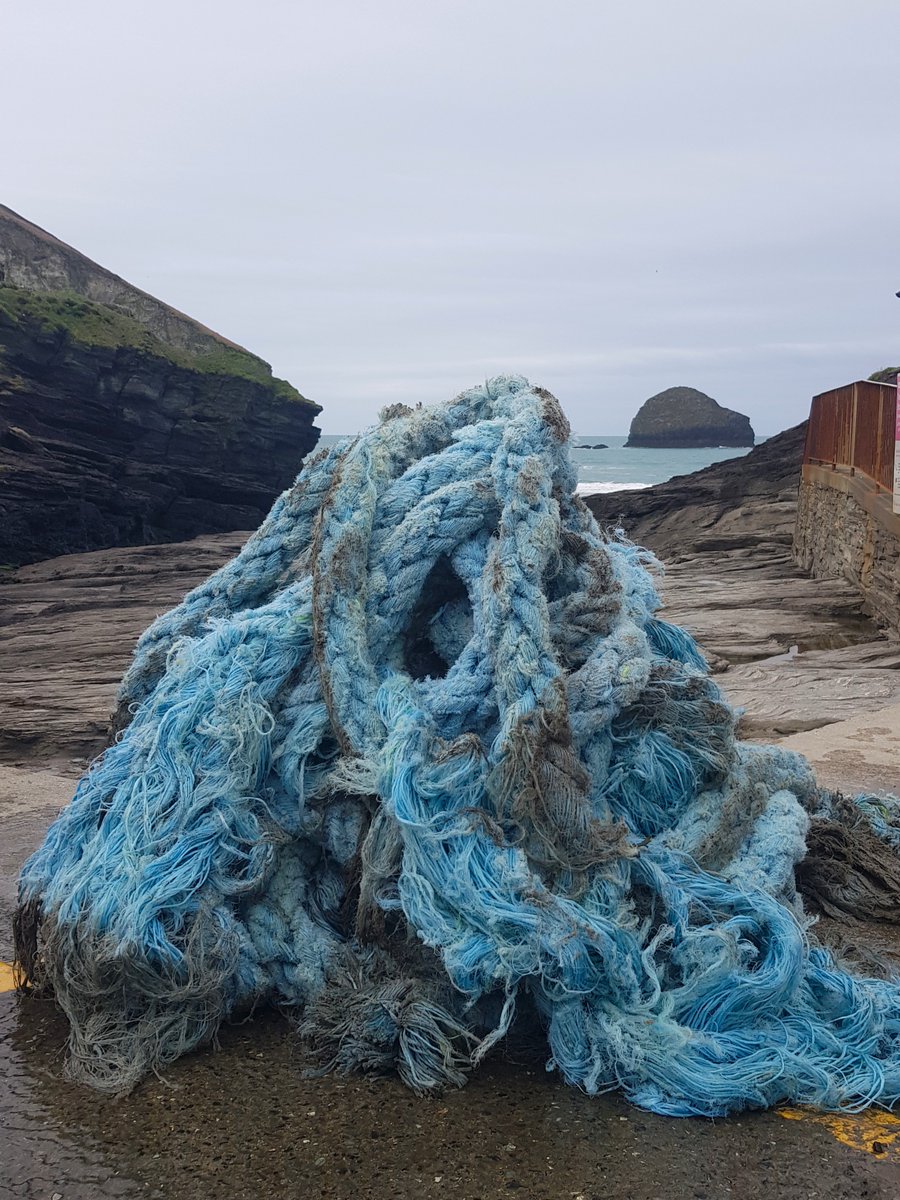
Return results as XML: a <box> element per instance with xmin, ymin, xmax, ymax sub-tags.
<box><xmin>317</xmin><ymin>433</ymin><xmax>756</xmax><ymax>495</ymax></box>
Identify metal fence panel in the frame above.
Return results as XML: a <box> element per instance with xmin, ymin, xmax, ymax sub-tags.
<box><xmin>804</xmin><ymin>379</ymin><xmax>896</xmax><ymax>491</ymax></box>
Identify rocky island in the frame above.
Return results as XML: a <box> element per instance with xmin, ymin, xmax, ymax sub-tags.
<box><xmin>625</xmin><ymin>385</ymin><xmax>754</xmax><ymax>448</ymax></box>
<box><xmin>0</xmin><ymin>205</ymin><xmax>321</xmax><ymax>566</ymax></box>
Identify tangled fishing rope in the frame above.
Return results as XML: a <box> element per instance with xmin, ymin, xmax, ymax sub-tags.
<box><xmin>15</xmin><ymin>376</ymin><xmax>900</xmax><ymax>1115</ymax></box>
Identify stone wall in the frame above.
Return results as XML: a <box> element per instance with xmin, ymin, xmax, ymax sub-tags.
<box><xmin>794</xmin><ymin>469</ymin><xmax>900</xmax><ymax>636</ymax></box>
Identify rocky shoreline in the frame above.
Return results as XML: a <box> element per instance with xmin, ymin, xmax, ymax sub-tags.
<box><xmin>592</xmin><ymin>423</ymin><xmax>900</xmax><ymax>736</ymax></box>
<box><xmin>1</xmin><ymin>415</ymin><xmax>899</xmax><ymax>1200</ymax></box>
<box><xmin>1</xmin><ymin>422</ymin><xmax>898</xmax><ymax>775</ymax></box>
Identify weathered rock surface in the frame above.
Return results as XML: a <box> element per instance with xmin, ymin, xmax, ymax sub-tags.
<box><xmin>0</xmin><ymin>307</ymin><xmax>319</xmax><ymax>565</ymax></box>
<box><xmin>0</xmin><ymin>533</ymin><xmax>246</xmax><ymax>765</ymax></box>
<box><xmin>589</xmin><ymin>422</ymin><xmax>806</xmax><ymax>554</ymax></box>
<box><xmin>660</xmin><ymin>550</ymin><xmax>900</xmax><ymax>736</ymax></box>
<box><xmin>0</xmin><ymin>206</ymin><xmax>321</xmax><ymax>566</ymax></box>
<box><xmin>625</xmin><ymin>386</ymin><xmax>754</xmax><ymax>448</ymax></box>
<box><xmin>779</xmin><ymin>701</ymin><xmax>900</xmax><ymax>797</ymax></box>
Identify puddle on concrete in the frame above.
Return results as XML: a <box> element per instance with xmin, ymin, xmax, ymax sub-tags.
<box><xmin>0</xmin><ymin>993</ymin><xmax>148</xmax><ymax>1200</ymax></box>
<box><xmin>3</xmin><ymin>991</ymin><xmax>900</xmax><ymax>1200</ymax></box>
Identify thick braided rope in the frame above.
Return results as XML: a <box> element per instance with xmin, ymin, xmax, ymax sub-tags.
<box><xmin>17</xmin><ymin>376</ymin><xmax>900</xmax><ymax>1114</ymax></box>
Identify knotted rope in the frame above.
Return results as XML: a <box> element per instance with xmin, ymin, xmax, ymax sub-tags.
<box><xmin>15</xmin><ymin>376</ymin><xmax>900</xmax><ymax>1115</ymax></box>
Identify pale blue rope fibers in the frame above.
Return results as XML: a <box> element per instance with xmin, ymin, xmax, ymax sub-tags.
<box><xmin>16</xmin><ymin>375</ymin><xmax>900</xmax><ymax>1114</ymax></box>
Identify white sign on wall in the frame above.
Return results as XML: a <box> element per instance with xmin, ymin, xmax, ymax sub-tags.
<box><xmin>895</xmin><ymin>378</ymin><xmax>900</xmax><ymax>515</ymax></box>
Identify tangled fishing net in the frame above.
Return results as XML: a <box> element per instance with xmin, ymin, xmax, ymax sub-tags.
<box><xmin>15</xmin><ymin>376</ymin><xmax>900</xmax><ymax>1116</ymax></box>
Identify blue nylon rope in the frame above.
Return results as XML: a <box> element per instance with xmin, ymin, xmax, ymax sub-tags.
<box><xmin>16</xmin><ymin>376</ymin><xmax>900</xmax><ymax>1114</ymax></box>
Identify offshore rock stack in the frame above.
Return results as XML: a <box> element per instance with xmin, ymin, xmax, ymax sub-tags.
<box><xmin>625</xmin><ymin>386</ymin><xmax>754</xmax><ymax>449</ymax></box>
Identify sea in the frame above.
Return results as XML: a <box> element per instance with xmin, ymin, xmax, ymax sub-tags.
<box><xmin>318</xmin><ymin>433</ymin><xmax>754</xmax><ymax>494</ymax></box>
<box><xmin>567</xmin><ymin>435</ymin><xmax>753</xmax><ymax>495</ymax></box>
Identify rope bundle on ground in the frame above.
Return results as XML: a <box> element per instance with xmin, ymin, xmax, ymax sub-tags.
<box><xmin>15</xmin><ymin>376</ymin><xmax>900</xmax><ymax>1115</ymax></box>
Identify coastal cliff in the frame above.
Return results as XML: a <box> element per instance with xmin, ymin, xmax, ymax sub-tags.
<box><xmin>0</xmin><ymin>208</ymin><xmax>320</xmax><ymax>566</ymax></box>
<box><xmin>0</xmin><ymin>204</ymin><xmax>246</xmax><ymax>358</ymax></box>
<box><xmin>625</xmin><ymin>386</ymin><xmax>754</xmax><ymax>449</ymax></box>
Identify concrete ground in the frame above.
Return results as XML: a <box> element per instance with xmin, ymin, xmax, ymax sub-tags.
<box><xmin>1</xmin><ymin>728</ymin><xmax>900</xmax><ymax>1200</ymax></box>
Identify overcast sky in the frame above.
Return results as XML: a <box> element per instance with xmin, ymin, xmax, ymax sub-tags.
<box><xmin>4</xmin><ymin>1</ymin><xmax>899</xmax><ymax>433</ymax></box>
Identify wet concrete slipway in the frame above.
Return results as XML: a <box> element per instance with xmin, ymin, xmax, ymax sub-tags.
<box><xmin>4</xmin><ymin>774</ymin><xmax>900</xmax><ymax>1200</ymax></box>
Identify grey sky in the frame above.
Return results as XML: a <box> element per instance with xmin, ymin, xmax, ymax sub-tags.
<box><xmin>4</xmin><ymin>0</ymin><xmax>898</xmax><ymax>433</ymax></box>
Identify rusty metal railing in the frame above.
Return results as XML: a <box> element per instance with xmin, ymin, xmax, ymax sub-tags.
<box><xmin>803</xmin><ymin>379</ymin><xmax>897</xmax><ymax>492</ymax></box>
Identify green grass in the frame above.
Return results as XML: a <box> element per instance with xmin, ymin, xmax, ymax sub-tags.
<box><xmin>0</xmin><ymin>286</ymin><xmax>311</xmax><ymax>404</ymax></box>
<box><xmin>869</xmin><ymin>366</ymin><xmax>900</xmax><ymax>385</ymax></box>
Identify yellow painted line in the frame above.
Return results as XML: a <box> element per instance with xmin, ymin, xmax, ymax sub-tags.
<box><xmin>778</xmin><ymin>1106</ymin><xmax>900</xmax><ymax>1159</ymax></box>
<box><xmin>0</xmin><ymin>961</ymin><xmax>17</xmax><ymax>993</ymax></box>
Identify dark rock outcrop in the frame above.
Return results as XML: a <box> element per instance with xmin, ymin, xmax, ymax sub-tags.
<box><xmin>625</xmin><ymin>386</ymin><xmax>754</xmax><ymax>449</ymax></box>
<box><xmin>0</xmin><ymin>209</ymin><xmax>321</xmax><ymax>566</ymax></box>
<box><xmin>586</xmin><ymin>422</ymin><xmax>805</xmax><ymax>557</ymax></box>
<box><xmin>0</xmin><ymin>298</ymin><xmax>321</xmax><ymax>565</ymax></box>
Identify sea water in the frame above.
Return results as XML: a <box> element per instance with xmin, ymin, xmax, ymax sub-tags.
<box><xmin>317</xmin><ymin>433</ymin><xmax>753</xmax><ymax>494</ymax></box>
<box><xmin>568</xmin><ymin>435</ymin><xmax>753</xmax><ymax>494</ymax></box>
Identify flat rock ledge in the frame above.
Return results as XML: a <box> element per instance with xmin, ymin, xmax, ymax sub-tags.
<box><xmin>1</xmin><ymin>421</ymin><xmax>898</xmax><ymax>768</ymax></box>
<box><xmin>1</xmin><ymin>535</ymin><xmax>898</xmax><ymax>771</ymax></box>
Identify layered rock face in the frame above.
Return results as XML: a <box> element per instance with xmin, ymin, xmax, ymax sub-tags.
<box><xmin>0</xmin><ymin>208</ymin><xmax>321</xmax><ymax>566</ymax></box>
<box><xmin>625</xmin><ymin>386</ymin><xmax>754</xmax><ymax>448</ymax></box>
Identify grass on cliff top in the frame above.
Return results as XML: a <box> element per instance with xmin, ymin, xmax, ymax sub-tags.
<box><xmin>0</xmin><ymin>286</ymin><xmax>312</xmax><ymax>405</ymax></box>
<box><xmin>869</xmin><ymin>366</ymin><xmax>899</xmax><ymax>385</ymax></box>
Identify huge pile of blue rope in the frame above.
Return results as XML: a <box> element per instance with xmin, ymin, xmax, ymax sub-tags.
<box><xmin>15</xmin><ymin>376</ymin><xmax>900</xmax><ymax>1115</ymax></box>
